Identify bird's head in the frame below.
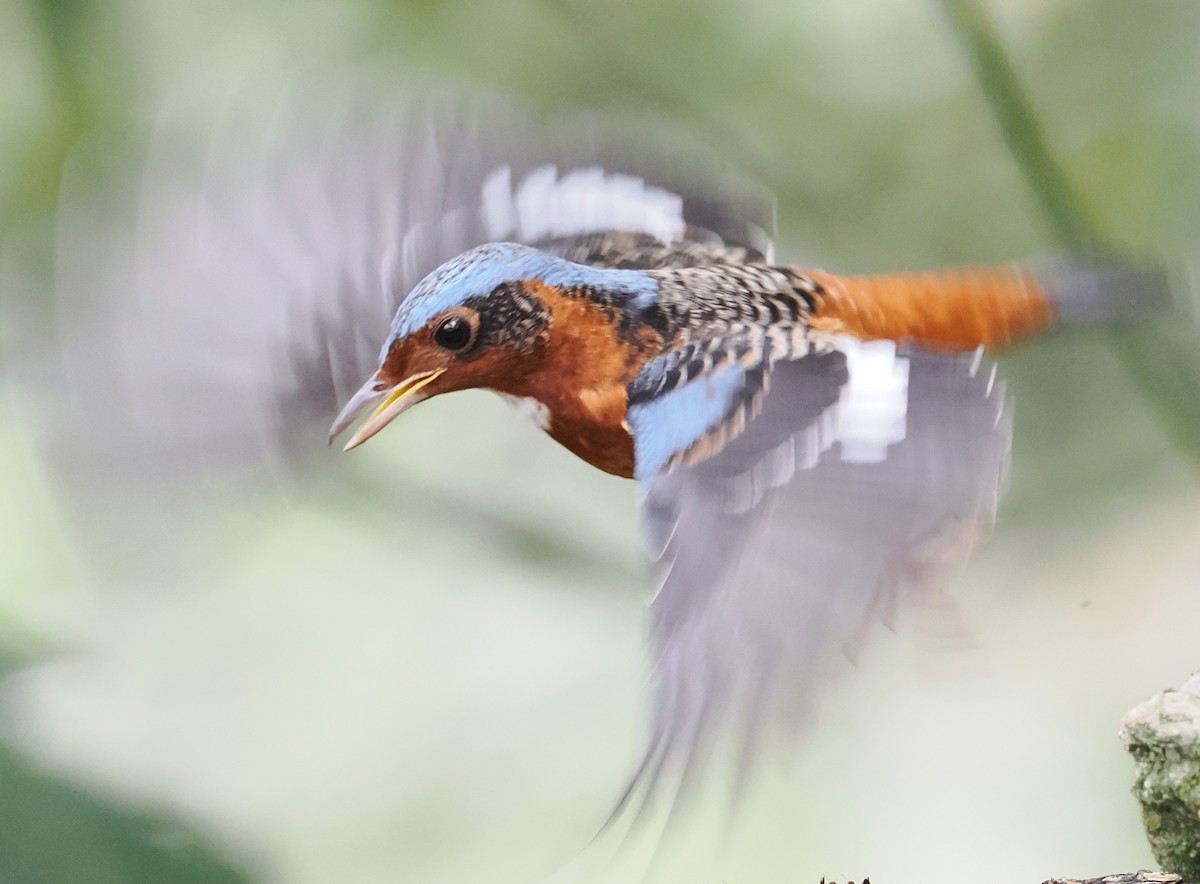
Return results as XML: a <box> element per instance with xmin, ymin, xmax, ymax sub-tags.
<box><xmin>329</xmin><ymin>242</ymin><xmax>663</xmax><ymax>470</ymax></box>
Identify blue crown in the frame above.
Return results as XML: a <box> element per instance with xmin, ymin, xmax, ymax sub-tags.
<box><xmin>386</xmin><ymin>243</ymin><xmax>661</xmax><ymax>351</ymax></box>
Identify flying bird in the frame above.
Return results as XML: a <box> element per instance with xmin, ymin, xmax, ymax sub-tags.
<box><xmin>323</xmin><ymin>225</ymin><xmax>1164</xmax><ymax>820</ymax></box>
<box><xmin>40</xmin><ymin>90</ymin><xmax>1171</xmax><ymax>825</ymax></box>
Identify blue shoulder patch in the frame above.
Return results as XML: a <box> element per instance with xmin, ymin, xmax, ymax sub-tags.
<box><xmin>387</xmin><ymin>243</ymin><xmax>659</xmax><ymax>348</ymax></box>
<box><xmin>626</xmin><ymin>362</ymin><xmax>746</xmax><ymax>485</ymax></box>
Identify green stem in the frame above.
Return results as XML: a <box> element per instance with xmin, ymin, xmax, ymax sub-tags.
<box><xmin>940</xmin><ymin>0</ymin><xmax>1100</xmax><ymax>250</ymax></box>
<box><xmin>942</xmin><ymin>0</ymin><xmax>1200</xmax><ymax>468</ymax></box>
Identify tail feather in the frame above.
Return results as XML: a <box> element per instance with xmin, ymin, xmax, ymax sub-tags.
<box><xmin>1030</xmin><ymin>254</ymin><xmax>1179</xmax><ymax>326</ymax></box>
<box><xmin>803</xmin><ymin>264</ymin><xmax>1054</xmax><ymax>352</ymax></box>
<box><xmin>800</xmin><ymin>254</ymin><xmax>1185</xmax><ymax>353</ymax></box>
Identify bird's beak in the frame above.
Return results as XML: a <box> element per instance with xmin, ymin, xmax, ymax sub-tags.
<box><xmin>329</xmin><ymin>368</ymin><xmax>447</xmax><ymax>451</ymax></box>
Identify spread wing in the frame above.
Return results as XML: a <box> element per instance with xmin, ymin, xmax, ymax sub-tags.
<box><xmin>38</xmin><ymin>88</ymin><xmax>774</xmax><ymax>535</ymax></box>
<box><xmin>619</xmin><ymin>340</ymin><xmax>1011</xmax><ymax>819</ymax></box>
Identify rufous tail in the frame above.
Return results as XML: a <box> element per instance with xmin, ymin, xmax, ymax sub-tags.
<box><xmin>802</xmin><ymin>256</ymin><xmax>1174</xmax><ymax>353</ymax></box>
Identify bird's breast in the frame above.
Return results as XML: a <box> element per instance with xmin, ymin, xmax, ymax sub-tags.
<box><xmin>494</xmin><ymin>384</ymin><xmax>634</xmax><ymax>477</ymax></box>
<box><xmin>544</xmin><ymin>404</ymin><xmax>636</xmax><ymax>477</ymax></box>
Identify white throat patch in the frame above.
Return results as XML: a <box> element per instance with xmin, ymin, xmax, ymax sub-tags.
<box><xmin>495</xmin><ymin>393</ymin><xmax>551</xmax><ymax>430</ymax></box>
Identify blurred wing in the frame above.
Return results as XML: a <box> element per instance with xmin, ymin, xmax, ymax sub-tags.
<box><xmin>38</xmin><ymin>87</ymin><xmax>773</xmax><ymax>535</ymax></box>
<box><xmin>619</xmin><ymin>342</ymin><xmax>1011</xmax><ymax>818</ymax></box>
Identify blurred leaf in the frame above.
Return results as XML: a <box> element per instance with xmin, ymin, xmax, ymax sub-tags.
<box><xmin>0</xmin><ymin>740</ymin><xmax>256</xmax><ymax>884</ymax></box>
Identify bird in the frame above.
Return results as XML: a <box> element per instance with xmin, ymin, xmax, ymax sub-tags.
<box><xmin>324</xmin><ymin>233</ymin><xmax>1167</xmax><ymax>821</ymax></box>
<box><xmin>39</xmin><ymin>88</ymin><xmax>1174</xmax><ymax>827</ymax></box>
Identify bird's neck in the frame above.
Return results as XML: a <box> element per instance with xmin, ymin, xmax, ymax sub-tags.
<box><xmin>498</xmin><ymin>278</ymin><xmax>664</xmax><ymax>478</ymax></box>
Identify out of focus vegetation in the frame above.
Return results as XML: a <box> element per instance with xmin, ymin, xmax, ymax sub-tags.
<box><xmin>0</xmin><ymin>741</ymin><xmax>253</xmax><ymax>884</ymax></box>
<box><xmin>1</xmin><ymin>1</ymin><xmax>1198</xmax><ymax>883</ymax></box>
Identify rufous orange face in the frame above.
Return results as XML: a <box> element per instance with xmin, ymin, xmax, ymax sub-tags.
<box><xmin>376</xmin><ymin>303</ymin><xmax>545</xmax><ymax>399</ymax></box>
<box><xmin>334</xmin><ymin>293</ymin><xmax>552</xmax><ymax>450</ymax></box>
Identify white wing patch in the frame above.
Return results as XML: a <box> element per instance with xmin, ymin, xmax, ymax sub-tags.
<box><xmin>480</xmin><ymin>164</ymin><xmax>686</xmax><ymax>246</ymax></box>
<box><xmin>833</xmin><ymin>337</ymin><xmax>910</xmax><ymax>464</ymax></box>
<box><xmin>682</xmin><ymin>338</ymin><xmax>913</xmax><ymax>517</ymax></box>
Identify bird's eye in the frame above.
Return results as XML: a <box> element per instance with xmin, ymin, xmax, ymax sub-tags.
<box><xmin>433</xmin><ymin>315</ymin><xmax>475</xmax><ymax>351</ymax></box>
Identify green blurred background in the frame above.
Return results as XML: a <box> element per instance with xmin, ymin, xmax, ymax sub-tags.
<box><xmin>2</xmin><ymin>1</ymin><xmax>1199</xmax><ymax>882</ymax></box>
